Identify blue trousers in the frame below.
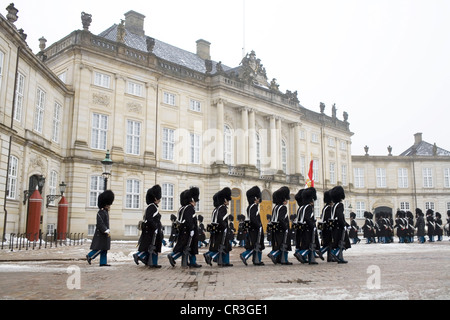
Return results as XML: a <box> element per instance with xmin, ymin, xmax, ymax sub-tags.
<box><xmin>204</xmin><ymin>251</ymin><xmax>230</xmax><ymax>264</ymax></box>
<box><xmin>88</xmin><ymin>250</ymin><xmax>107</xmax><ymax>265</ymax></box>
<box><xmin>169</xmin><ymin>251</ymin><xmax>198</xmax><ymax>265</ymax></box>
<box><xmin>136</xmin><ymin>251</ymin><xmax>158</xmax><ymax>265</ymax></box>
<box><xmin>241</xmin><ymin>249</ymin><xmax>262</xmax><ymax>262</ymax></box>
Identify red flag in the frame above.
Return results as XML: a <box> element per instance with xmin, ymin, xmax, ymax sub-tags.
<box><xmin>306</xmin><ymin>160</ymin><xmax>314</xmax><ymax>188</ymax></box>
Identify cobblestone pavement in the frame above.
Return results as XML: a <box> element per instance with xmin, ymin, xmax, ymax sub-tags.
<box><xmin>0</xmin><ymin>239</ymin><xmax>449</xmax><ymax>301</ymax></box>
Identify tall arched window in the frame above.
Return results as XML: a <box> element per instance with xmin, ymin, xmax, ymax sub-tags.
<box><xmin>224</xmin><ymin>125</ymin><xmax>233</xmax><ymax>165</ymax></box>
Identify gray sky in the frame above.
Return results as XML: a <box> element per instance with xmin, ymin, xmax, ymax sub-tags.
<box><xmin>9</xmin><ymin>0</ymin><xmax>450</xmax><ymax>156</ymax></box>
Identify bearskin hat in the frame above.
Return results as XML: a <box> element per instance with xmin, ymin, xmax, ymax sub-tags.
<box><xmin>294</xmin><ymin>189</ymin><xmax>304</xmax><ymax>206</ymax></box>
<box><xmin>406</xmin><ymin>211</ymin><xmax>413</xmax><ymax>219</ymax></box>
<box><xmin>97</xmin><ymin>190</ymin><xmax>115</xmax><ymax>209</ymax></box>
<box><xmin>350</xmin><ymin>212</ymin><xmax>356</xmax><ymax>219</ymax></box>
<box><xmin>180</xmin><ymin>187</ymin><xmax>200</xmax><ymax>206</ymax></box>
<box><xmin>229</xmin><ymin>214</ymin><xmax>234</xmax><ymax>221</ymax></box>
<box><xmin>364</xmin><ymin>211</ymin><xmax>370</xmax><ymax>218</ymax></box>
<box><xmin>330</xmin><ymin>185</ymin><xmax>345</xmax><ymax>203</ymax></box>
<box><xmin>436</xmin><ymin>212</ymin><xmax>441</xmax><ymax>219</ymax></box>
<box><xmin>213</xmin><ymin>192</ymin><xmax>220</xmax><ymax>208</ymax></box>
<box><xmin>426</xmin><ymin>209</ymin><xmax>434</xmax><ymax>216</ymax></box>
<box><xmin>273</xmin><ymin>186</ymin><xmax>290</xmax><ymax>205</ymax></box>
<box><xmin>146</xmin><ymin>185</ymin><xmax>162</xmax><ymax>205</ymax></box>
<box><xmin>198</xmin><ymin>215</ymin><xmax>204</xmax><ymax>223</ymax></box>
<box><xmin>302</xmin><ymin>187</ymin><xmax>317</xmax><ymax>204</ymax></box>
<box><xmin>246</xmin><ymin>186</ymin><xmax>262</xmax><ymax>205</ymax></box>
<box><xmin>217</xmin><ymin>187</ymin><xmax>232</xmax><ymax>204</ymax></box>
<box><xmin>266</xmin><ymin>214</ymin><xmax>272</xmax><ymax>221</ymax></box>
<box><xmin>323</xmin><ymin>190</ymin><xmax>332</xmax><ymax>205</ymax></box>
<box><xmin>170</xmin><ymin>214</ymin><xmax>177</xmax><ymax>222</ymax></box>
<box><xmin>238</xmin><ymin>214</ymin><xmax>246</xmax><ymax>222</ymax></box>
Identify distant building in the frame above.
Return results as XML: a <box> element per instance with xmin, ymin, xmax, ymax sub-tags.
<box><xmin>351</xmin><ymin>133</ymin><xmax>450</xmax><ymax>218</ymax></box>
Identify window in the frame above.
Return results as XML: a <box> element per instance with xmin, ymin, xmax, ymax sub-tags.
<box><xmin>124</xmin><ymin>225</ymin><xmax>138</xmax><ymax>236</ymax></box>
<box><xmin>312</xmin><ymin>159</ymin><xmax>319</xmax><ymax>182</ymax></box>
<box><xmin>126</xmin><ymin>179</ymin><xmax>140</xmax><ymax>209</ymax></box>
<box><xmin>48</xmin><ymin>171</ymin><xmax>58</xmax><ymax>206</ymax></box>
<box><xmin>126</xmin><ymin>120</ymin><xmax>141</xmax><ymax>155</ymax></box>
<box><xmin>161</xmin><ymin>183</ymin><xmax>174</xmax><ymax>211</ymax></box>
<box><xmin>300</xmin><ymin>130</ymin><xmax>306</xmax><ymax>140</ymax></box>
<box><xmin>162</xmin><ymin>128</ymin><xmax>175</xmax><ymax>160</ymax></box>
<box><xmin>341</xmin><ymin>164</ymin><xmax>348</xmax><ymax>186</ymax></box>
<box><xmin>400</xmin><ymin>202</ymin><xmax>410</xmax><ymax>211</ymax></box>
<box><xmin>163</xmin><ymin>92</ymin><xmax>175</xmax><ymax>106</ymax></box>
<box><xmin>423</xmin><ymin>168</ymin><xmax>433</xmax><ymax>188</ymax></box>
<box><xmin>127</xmin><ymin>81</ymin><xmax>143</xmax><ymax>97</ymax></box>
<box><xmin>354</xmin><ymin>168</ymin><xmax>365</xmax><ymax>188</ymax></box>
<box><xmin>376</xmin><ymin>168</ymin><xmax>387</xmax><ymax>188</ymax></box>
<box><xmin>300</xmin><ymin>156</ymin><xmax>306</xmax><ymax>177</ymax></box>
<box><xmin>89</xmin><ymin>176</ymin><xmax>104</xmax><ymax>207</ymax></box>
<box><xmin>14</xmin><ymin>73</ymin><xmax>25</xmax><ymax>122</ymax></box>
<box><xmin>224</xmin><ymin>125</ymin><xmax>233</xmax><ymax>165</ymax></box>
<box><xmin>329</xmin><ymin>162</ymin><xmax>336</xmax><ymax>184</ymax></box>
<box><xmin>94</xmin><ymin>72</ymin><xmax>111</xmax><ymax>88</ymax></box>
<box><xmin>356</xmin><ymin>201</ymin><xmax>365</xmax><ymax>219</ymax></box>
<box><xmin>190</xmin><ymin>133</ymin><xmax>201</xmax><ymax>164</ymax></box>
<box><xmin>34</xmin><ymin>88</ymin><xmax>45</xmax><ymax>133</ymax></box>
<box><xmin>189</xmin><ymin>99</ymin><xmax>201</xmax><ymax>112</ymax></box>
<box><xmin>340</xmin><ymin>141</ymin><xmax>347</xmax><ymax>151</ymax></box>
<box><xmin>328</xmin><ymin>137</ymin><xmax>335</xmax><ymax>147</ymax></box>
<box><xmin>7</xmin><ymin>156</ymin><xmax>18</xmax><ymax>199</ymax></box>
<box><xmin>52</xmin><ymin>102</ymin><xmax>62</xmax><ymax>143</ymax></box>
<box><xmin>444</xmin><ymin>168</ymin><xmax>450</xmax><ymax>188</ymax></box>
<box><xmin>281</xmin><ymin>140</ymin><xmax>287</xmax><ymax>173</ymax></box>
<box><xmin>91</xmin><ymin>113</ymin><xmax>108</xmax><ymax>150</ymax></box>
<box><xmin>88</xmin><ymin>225</ymin><xmax>96</xmax><ymax>236</ymax></box>
<box><xmin>311</xmin><ymin>133</ymin><xmax>319</xmax><ymax>143</ymax></box>
<box><xmin>398</xmin><ymin>168</ymin><xmax>408</xmax><ymax>188</ymax></box>
<box><xmin>425</xmin><ymin>202</ymin><xmax>434</xmax><ymax>211</ymax></box>
<box><xmin>47</xmin><ymin>224</ymin><xmax>56</xmax><ymax>236</ymax></box>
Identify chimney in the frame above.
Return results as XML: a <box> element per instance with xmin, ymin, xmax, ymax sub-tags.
<box><xmin>196</xmin><ymin>39</ymin><xmax>211</xmax><ymax>60</ymax></box>
<box><xmin>414</xmin><ymin>132</ymin><xmax>423</xmax><ymax>146</ymax></box>
<box><xmin>124</xmin><ymin>10</ymin><xmax>146</xmax><ymax>36</ymax></box>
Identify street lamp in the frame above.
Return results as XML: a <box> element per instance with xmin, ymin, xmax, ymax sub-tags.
<box><xmin>101</xmin><ymin>150</ymin><xmax>113</xmax><ymax>191</ymax></box>
<box><xmin>46</xmin><ymin>181</ymin><xmax>67</xmax><ymax>208</ymax></box>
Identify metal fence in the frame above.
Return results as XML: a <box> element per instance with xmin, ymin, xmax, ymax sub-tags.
<box><xmin>1</xmin><ymin>231</ymin><xmax>84</xmax><ymax>251</ymax></box>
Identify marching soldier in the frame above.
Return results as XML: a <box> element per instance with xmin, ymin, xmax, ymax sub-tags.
<box><xmin>329</xmin><ymin>186</ymin><xmax>350</xmax><ymax>263</ymax></box>
<box><xmin>362</xmin><ymin>211</ymin><xmax>375</xmax><ymax>244</ymax></box>
<box><xmin>240</xmin><ymin>186</ymin><xmax>265</xmax><ymax>266</ymax></box>
<box><xmin>293</xmin><ymin>189</ymin><xmax>304</xmax><ymax>260</ymax></box>
<box><xmin>197</xmin><ymin>215</ymin><xmax>207</xmax><ymax>248</ymax></box>
<box><xmin>203</xmin><ymin>192</ymin><xmax>220</xmax><ymax>265</ymax></box>
<box><xmin>133</xmin><ymin>185</ymin><xmax>163</xmax><ymax>268</ymax></box>
<box><xmin>426</xmin><ymin>209</ymin><xmax>435</xmax><ymax>242</ymax></box>
<box><xmin>318</xmin><ymin>190</ymin><xmax>334</xmax><ymax>260</ymax></box>
<box><xmin>168</xmin><ymin>214</ymin><xmax>178</xmax><ymax>248</ymax></box>
<box><xmin>86</xmin><ymin>190</ymin><xmax>115</xmax><ymax>266</ymax></box>
<box><xmin>168</xmin><ymin>187</ymin><xmax>202</xmax><ymax>268</ymax></box>
<box><xmin>293</xmin><ymin>187</ymin><xmax>323</xmax><ymax>264</ymax></box>
<box><xmin>236</xmin><ymin>214</ymin><xmax>247</xmax><ymax>247</ymax></box>
<box><xmin>415</xmin><ymin>208</ymin><xmax>426</xmax><ymax>243</ymax></box>
<box><xmin>203</xmin><ymin>188</ymin><xmax>233</xmax><ymax>267</ymax></box>
<box><xmin>435</xmin><ymin>212</ymin><xmax>443</xmax><ymax>241</ymax></box>
<box><xmin>349</xmin><ymin>212</ymin><xmax>361</xmax><ymax>244</ymax></box>
<box><xmin>406</xmin><ymin>211</ymin><xmax>415</xmax><ymax>243</ymax></box>
<box><xmin>394</xmin><ymin>210</ymin><xmax>407</xmax><ymax>243</ymax></box>
<box><xmin>268</xmin><ymin>186</ymin><xmax>292</xmax><ymax>265</ymax></box>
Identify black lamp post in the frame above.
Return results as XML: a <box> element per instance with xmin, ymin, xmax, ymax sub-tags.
<box><xmin>101</xmin><ymin>150</ymin><xmax>113</xmax><ymax>191</ymax></box>
<box><xmin>46</xmin><ymin>181</ymin><xmax>67</xmax><ymax>208</ymax></box>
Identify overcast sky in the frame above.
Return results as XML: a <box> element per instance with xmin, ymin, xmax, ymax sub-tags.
<box><xmin>8</xmin><ymin>0</ymin><xmax>450</xmax><ymax>156</ymax></box>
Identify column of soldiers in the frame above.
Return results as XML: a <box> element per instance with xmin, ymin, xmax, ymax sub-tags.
<box><xmin>129</xmin><ymin>184</ymin><xmax>352</xmax><ymax>269</ymax></box>
<box><xmin>360</xmin><ymin>208</ymin><xmax>447</xmax><ymax>244</ymax></box>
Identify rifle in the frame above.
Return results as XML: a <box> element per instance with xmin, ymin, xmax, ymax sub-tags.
<box><xmin>147</xmin><ymin>229</ymin><xmax>158</xmax><ymax>266</ymax></box>
<box><xmin>309</xmin><ymin>226</ymin><xmax>324</xmax><ymax>262</ymax></box>
<box><xmin>337</xmin><ymin>226</ymin><xmax>348</xmax><ymax>262</ymax></box>
<box><xmin>218</xmin><ymin>227</ymin><xmax>227</xmax><ymax>266</ymax></box>
<box><xmin>181</xmin><ymin>234</ymin><xmax>192</xmax><ymax>268</ymax></box>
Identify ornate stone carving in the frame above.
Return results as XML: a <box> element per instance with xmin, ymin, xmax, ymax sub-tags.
<box><xmin>81</xmin><ymin>12</ymin><xmax>92</xmax><ymax>31</ymax></box>
<box><xmin>6</xmin><ymin>3</ymin><xmax>19</xmax><ymax>24</ymax></box>
<box><xmin>117</xmin><ymin>20</ymin><xmax>125</xmax><ymax>43</ymax></box>
<box><xmin>127</xmin><ymin>102</ymin><xmax>142</xmax><ymax>114</ymax></box>
<box><xmin>92</xmin><ymin>93</ymin><xmax>110</xmax><ymax>106</ymax></box>
<box><xmin>146</xmin><ymin>37</ymin><xmax>155</xmax><ymax>53</ymax></box>
<box><xmin>238</xmin><ymin>51</ymin><xmax>268</xmax><ymax>86</ymax></box>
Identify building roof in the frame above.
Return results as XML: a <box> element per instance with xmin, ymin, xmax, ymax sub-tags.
<box><xmin>400</xmin><ymin>140</ymin><xmax>450</xmax><ymax>157</ymax></box>
<box><xmin>98</xmin><ymin>24</ymin><xmax>232</xmax><ymax>75</ymax></box>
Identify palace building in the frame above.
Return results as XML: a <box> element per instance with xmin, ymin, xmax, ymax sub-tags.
<box><xmin>0</xmin><ymin>6</ymin><xmax>448</xmax><ymax>241</ymax></box>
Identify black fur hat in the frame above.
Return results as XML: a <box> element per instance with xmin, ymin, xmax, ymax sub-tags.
<box><xmin>97</xmin><ymin>190</ymin><xmax>115</xmax><ymax>209</ymax></box>
<box><xmin>213</xmin><ymin>192</ymin><xmax>219</xmax><ymax>208</ymax></box>
<box><xmin>302</xmin><ymin>187</ymin><xmax>317</xmax><ymax>204</ymax></box>
<box><xmin>170</xmin><ymin>214</ymin><xmax>177</xmax><ymax>222</ymax></box>
<box><xmin>330</xmin><ymin>186</ymin><xmax>345</xmax><ymax>203</ymax></box>
<box><xmin>180</xmin><ymin>187</ymin><xmax>200</xmax><ymax>206</ymax></box>
<box><xmin>217</xmin><ymin>187</ymin><xmax>232</xmax><ymax>204</ymax></box>
<box><xmin>323</xmin><ymin>190</ymin><xmax>332</xmax><ymax>205</ymax></box>
<box><xmin>273</xmin><ymin>186</ymin><xmax>290</xmax><ymax>205</ymax></box>
<box><xmin>246</xmin><ymin>186</ymin><xmax>262</xmax><ymax>205</ymax></box>
<box><xmin>350</xmin><ymin>212</ymin><xmax>356</xmax><ymax>219</ymax></box>
<box><xmin>416</xmin><ymin>208</ymin><xmax>423</xmax><ymax>216</ymax></box>
<box><xmin>364</xmin><ymin>211</ymin><xmax>370</xmax><ymax>218</ymax></box>
<box><xmin>238</xmin><ymin>214</ymin><xmax>246</xmax><ymax>221</ymax></box>
<box><xmin>294</xmin><ymin>189</ymin><xmax>304</xmax><ymax>206</ymax></box>
<box><xmin>426</xmin><ymin>209</ymin><xmax>434</xmax><ymax>216</ymax></box>
<box><xmin>198</xmin><ymin>215</ymin><xmax>204</xmax><ymax>223</ymax></box>
<box><xmin>146</xmin><ymin>185</ymin><xmax>162</xmax><ymax>205</ymax></box>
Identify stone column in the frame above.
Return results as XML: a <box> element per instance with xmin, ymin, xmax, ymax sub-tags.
<box><xmin>276</xmin><ymin>117</ymin><xmax>282</xmax><ymax>170</ymax></box>
<box><xmin>269</xmin><ymin>115</ymin><xmax>277</xmax><ymax>172</ymax></box>
<box><xmin>291</xmin><ymin>122</ymin><xmax>302</xmax><ymax>175</ymax></box>
<box><xmin>238</xmin><ymin>107</ymin><xmax>249</xmax><ymax>165</ymax></box>
<box><xmin>248</xmin><ymin>109</ymin><xmax>256</xmax><ymax>167</ymax></box>
<box><xmin>215</xmin><ymin>98</ymin><xmax>225</xmax><ymax>164</ymax></box>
